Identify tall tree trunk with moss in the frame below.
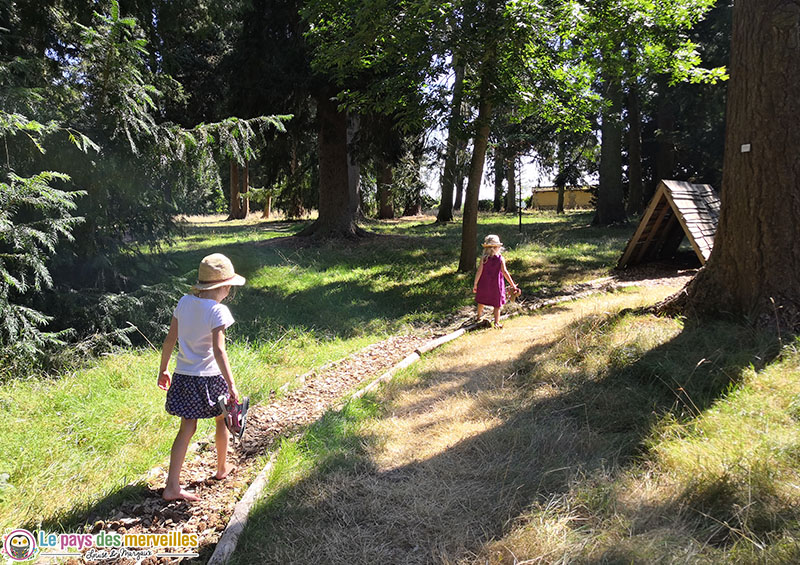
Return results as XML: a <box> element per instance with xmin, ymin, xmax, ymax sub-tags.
<box><xmin>594</xmin><ymin>67</ymin><xmax>626</xmax><ymax>225</ymax></box>
<box><xmin>458</xmin><ymin>72</ymin><xmax>493</xmax><ymax>272</ymax></box>
<box><xmin>664</xmin><ymin>0</ymin><xmax>800</xmax><ymax>329</ymax></box>
<box><xmin>437</xmin><ymin>62</ymin><xmax>466</xmax><ymax>223</ymax></box>
<box><xmin>298</xmin><ymin>91</ymin><xmax>365</xmax><ymax>238</ymax></box>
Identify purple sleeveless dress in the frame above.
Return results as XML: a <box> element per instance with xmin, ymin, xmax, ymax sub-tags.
<box><xmin>475</xmin><ymin>254</ymin><xmax>505</xmax><ymax>308</ymax></box>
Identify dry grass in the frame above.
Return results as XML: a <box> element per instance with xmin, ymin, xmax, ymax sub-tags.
<box><xmin>232</xmin><ymin>284</ymin><xmax>685</xmax><ymax>564</ymax></box>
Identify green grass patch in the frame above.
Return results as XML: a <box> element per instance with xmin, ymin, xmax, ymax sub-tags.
<box><xmin>0</xmin><ymin>211</ymin><xmax>631</xmax><ymax>531</ymax></box>
<box><xmin>232</xmin><ymin>397</ymin><xmax>382</xmax><ymax>564</ymax></box>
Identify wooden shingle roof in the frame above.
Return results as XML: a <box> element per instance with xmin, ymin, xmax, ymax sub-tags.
<box><xmin>617</xmin><ymin>180</ymin><xmax>720</xmax><ymax>268</ymax></box>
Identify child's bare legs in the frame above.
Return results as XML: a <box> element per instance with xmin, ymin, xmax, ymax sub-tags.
<box><xmin>214</xmin><ymin>414</ymin><xmax>235</xmax><ymax>479</ymax></box>
<box><xmin>164</xmin><ymin>417</ymin><xmax>199</xmax><ymax>501</ymax></box>
<box><xmin>493</xmin><ymin>306</ymin><xmax>502</xmax><ymax>328</ymax></box>
<box><xmin>476</xmin><ymin>303</ymin><xmax>484</xmax><ymax>321</ymax></box>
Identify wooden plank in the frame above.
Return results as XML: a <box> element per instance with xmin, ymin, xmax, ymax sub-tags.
<box><xmin>663</xmin><ymin>189</ymin><xmax>709</xmax><ymax>264</ymax></box>
<box><xmin>617</xmin><ymin>183</ymin><xmax>667</xmax><ymax>268</ymax></box>
<box><xmin>635</xmin><ymin>196</ymin><xmax>673</xmax><ymax>263</ymax></box>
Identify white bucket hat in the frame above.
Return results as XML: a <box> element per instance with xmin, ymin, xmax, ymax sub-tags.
<box><xmin>192</xmin><ymin>253</ymin><xmax>246</xmax><ymax>291</ymax></box>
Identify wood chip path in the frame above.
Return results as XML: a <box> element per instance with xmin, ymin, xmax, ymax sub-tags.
<box><xmin>67</xmin><ymin>334</ymin><xmax>428</xmax><ymax>565</ymax></box>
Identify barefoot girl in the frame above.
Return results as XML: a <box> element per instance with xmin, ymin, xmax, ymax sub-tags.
<box><xmin>157</xmin><ymin>253</ymin><xmax>245</xmax><ymax>501</ymax></box>
<box><xmin>473</xmin><ymin>234</ymin><xmax>519</xmax><ymax>328</ymax></box>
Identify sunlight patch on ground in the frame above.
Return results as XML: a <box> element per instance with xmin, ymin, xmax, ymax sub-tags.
<box><xmin>371</xmin><ymin>283</ymin><xmax>685</xmax><ymax>481</ymax></box>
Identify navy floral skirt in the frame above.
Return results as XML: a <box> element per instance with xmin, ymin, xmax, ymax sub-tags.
<box><xmin>165</xmin><ymin>373</ymin><xmax>229</xmax><ymax>419</ymax></box>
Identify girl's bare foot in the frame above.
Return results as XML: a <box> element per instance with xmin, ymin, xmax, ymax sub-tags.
<box><xmin>494</xmin><ymin>323</ymin><xmax>503</xmax><ymax>329</ymax></box>
<box><xmin>213</xmin><ymin>464</ymin><xmax>236</xmax><ymax>480</ymax></box>
<box><xmin>162</xmin><ymin>487</ymin><xmax>199</xmax><ymax>502</ymax></box>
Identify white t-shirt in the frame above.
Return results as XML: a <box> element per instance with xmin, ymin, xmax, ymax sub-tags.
<box><xmin>173</xmin><ymin>295</ymin><xmax>235</xmax><ymax>376</ymax></box>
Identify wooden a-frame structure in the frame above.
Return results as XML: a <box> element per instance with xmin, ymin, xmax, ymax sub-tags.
<box><xmin>618</xmin><ymin>179</ymin><xmax>720</xmax><ymax>268</ymax></box>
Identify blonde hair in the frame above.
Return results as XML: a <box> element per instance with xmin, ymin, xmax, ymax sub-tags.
<box><xmin>482</xmin><ymin>244</ymin><xmax>504</xmax><ymax>259</ymax></box>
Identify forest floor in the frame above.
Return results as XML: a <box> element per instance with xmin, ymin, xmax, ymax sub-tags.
<box><xmin>63</xmin><ymin>261</ymin><xmax>694</xmax><ymax>565</ymax></box>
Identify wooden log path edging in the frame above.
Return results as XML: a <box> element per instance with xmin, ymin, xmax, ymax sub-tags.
<box><xmin>206</xmin><ymin>453</ymin><xmax>276</xmax><ymax>565</ymax></box>
<box><xmin>204</xmin><ymin>284</ymin><xmax>624</xmax><ymax>565</ymax></box>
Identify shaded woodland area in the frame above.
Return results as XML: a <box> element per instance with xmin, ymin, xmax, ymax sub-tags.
<box><xmin>2</xmin><ymin>0</ymin><xmax>798</xmax><ymax>381</ymax></box>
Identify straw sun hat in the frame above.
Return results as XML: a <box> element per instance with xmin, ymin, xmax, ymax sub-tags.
<box><xmin>481</xmin><ymin>234</ymin><xmax>503</xmax><ymax>248</ymax></box>
<box><xmin>193</xmin><ymin>253</ymin><xmax>246</xmax><ymax>291</ymax></box>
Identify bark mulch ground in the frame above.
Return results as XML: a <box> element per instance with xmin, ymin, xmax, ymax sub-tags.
<box><xmin>67</xmin><ymin>334</ymin><xmax>429</xmax><ymax>565</ymax></box>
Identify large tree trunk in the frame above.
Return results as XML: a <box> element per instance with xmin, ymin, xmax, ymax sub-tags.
<box><xmin>376</xmin><ymin>158</ymin><xmax>394</xmax><ymax>219</ymax></box>
<box><xmin>241</xmin><ymin>161</ymin><xmax>250</xmax><ymax>218</ymax></box>
<box><xmin>454</xmin><ymin>139</ymin><xmax>466</xmax><ymax>211</ymax></box>
<box><xmin>286</xmin><ymin>137</ymin><xmax>306</xmax><ymax>219</ymax></box>
<box><xmin>227</xmin><ymin>160</ymin><xmax>242</xmax><ymax>220</ymax></box>
<box><xmin>651</xmin><ymin>77</ymin><xmax>676</xmax><ymax>202</ymax></box>
<box><xmin>505</xmin><ymin>155</ymin><xmax>517</xmax><ymax>213</ymax></box>
<box><xmin>437</xmin><ymin>62</ymin><xmax>466</xmax><ymax>223</ymax></box>
<box><xmin>458</xmin><ymin>78</ymin><xmax>493</xmax><ymax>273</ymax></box>
<box><xmin>665</xmin><ymin>0</ymin><xmax>800</xmax><ymax>329</ymax></box>
<box><xmin>262</xmin><ymin>195</ymin><xmax>272</xmax><ymax>219</ymax></box>
<box><xmin>594</xmin><ymin>67</ymin><xmax>626</xmax><ymax>225</ymax></box>
<box><xmin>493</xmin><ymin>151</ymin><xmax>504</xmax><ymax>212</ymax></box>
<box><xmin>626</xmin><ymin>82</ymin><xmax>644</xmax><ymax>217</ymax></box>
<box><xmin>298</xmin><ymin>92</ymin><xmax>366</xmax><ymax>238</ymax></box>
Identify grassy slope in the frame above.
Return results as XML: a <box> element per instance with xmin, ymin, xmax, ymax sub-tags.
<box><xmin>0</xmin><ymin>211</ymin><xmax>626</xmax><ymax>530</ymax></box>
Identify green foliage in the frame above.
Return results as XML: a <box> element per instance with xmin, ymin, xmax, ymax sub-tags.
<box><xmin>0</xmin><ymin>1</ymin><xmax>293</xmax><ymax>376</ymax></box>
<box><xmin>77</xmin><ymin>1</ymin><xmax>165</xmax><ymax>153</ymax></box>
<box><xmin>0</xmin><ymin>169</ymin><xmax>85</xmax><ymax>378</ymax></box>
<box><xmin>301</xmin><ymin>0</ymin><xmax>448</xmax><ymax>131</ymax></box>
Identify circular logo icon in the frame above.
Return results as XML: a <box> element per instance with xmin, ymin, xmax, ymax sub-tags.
<box><xmin>4</xmin><ymin>529</ymin><xmax>36</xmax><ymax>561</ymax></box>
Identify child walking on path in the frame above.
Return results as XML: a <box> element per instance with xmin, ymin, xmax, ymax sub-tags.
<box><xmin>157</xmin><ymin>253</ymin><xmax>245</xmax><ymax>501</ymax></box>
<box><xmin>473</xmin><ymin>234</ymin><xmax>519</xmax><ymax>328</ymax></box>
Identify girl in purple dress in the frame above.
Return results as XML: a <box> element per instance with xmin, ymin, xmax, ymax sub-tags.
<box><xmin>473</xmin><ymin>234</ymin><xmax>519</xmax><ymax>328</ymax></box>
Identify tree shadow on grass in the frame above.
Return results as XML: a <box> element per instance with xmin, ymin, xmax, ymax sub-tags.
<box><xmin>231</xmin><ymin>313</ymin><xmax>781</xmax><ymax>565</ymax></box>
<box><xmin>146</xmin><ymin>216</ymin><xmax>634</xmax><ymax>345</ymax></box>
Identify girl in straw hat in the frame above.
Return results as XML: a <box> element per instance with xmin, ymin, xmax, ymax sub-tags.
<box><xmin>473</xmin><ymin>235</ymin><xmax>519</xmax><ymax>328</ymax></box>
<box><xmin>157</xmin><ymin>253</ymin><xmax>245</xmax><ymax>501</ymax></box>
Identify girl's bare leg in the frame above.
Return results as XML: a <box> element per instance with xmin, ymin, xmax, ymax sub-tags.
<box><xmin>477</xmin><ymin>303</ymin><xmax>484</xmax><ymax>320</ymax></box>
<box><xmin>163</xmin><ymin>418</ymin><xmax>199</xmax><ymax>501</ymax></box>
<box><xmin>214</xmin><ymin>414</ymin><xmax>235</xmax><ymax>479</ymax></box>
<box><xmin>493</xmin><ymin>307</ymin><xmax>502</xmax><ymax>328</ymax></box>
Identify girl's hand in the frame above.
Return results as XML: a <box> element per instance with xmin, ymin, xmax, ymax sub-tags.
<box><xmin>229</xmin><ymin>384</ymin><xmax>239</xmax><ymax>405</ymax></box>
<box><xmin>472</xmin><ymin>285</ymin><xmax>478</xmax><ymax>293</ymax></box>
<box><xmin>158</xmin><ymin>371</ymin><xmax>171</xmax><ymax>391</ymax></box>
